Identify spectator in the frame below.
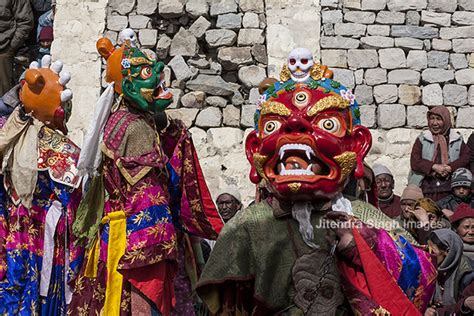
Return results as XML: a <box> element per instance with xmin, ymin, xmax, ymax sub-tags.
<box><xmin>36</xmin><ymin>26</ymin><xmax>53</xmax><ymax>64</ymax></box>
<box><xmin>450</xmin><ymin>204</ymin><xmax>474</xmax><ymax>262</ymax></box>
<box><xmin>425</xmin><ymin>229</ymin><xmax>474</xmax><ymax>316</ymax></box>
<box><xmin>343</xmin><ymin>162</ymin><xmax>377</xmax><ymax>206</ymax></box>
<box><xmin>216</xmin><ymin>187</ymin><xmax>242</xmax><ymax>223</ymax></box>
<box><xmin>409</xmin><ymin>106</ymin><xmax>470</xmax><ymax>202</ymax></box>
<box><xmin>373</xmin><ymin>163</ymin><xmax>401</xmax><ymax>218</ymax></box>
<box><xmin>400</xmin><ymin>196</ymin><xmax>450</xmax><ymax>245</ymax></box>
<box><xmin>0</xmin><ymin>0</ymin><xmax>33</xmax><ymax>96</ymax></box>
<box><xmin>397</xmin><ymin>185</ymin><xmax>425</xmax><ymax>242</ymax></box>
<box><xmin>467</xmin><ymin>132</ymin><xmax>474</xmax><ymax>177</ymax></box>
<box><xmin>415</xmin><ymin>197</ymin><xmax>450</xmax><ymax>230</ymax></box>
<box><xmin>399</xmin><ymin>184</ymin><xmax>424</xmax><ymax>223</ymax></box>
<box><xmin>438</xmin><ymin>168</ymin><xmax>474</xmax><ymax>216</ymax></box>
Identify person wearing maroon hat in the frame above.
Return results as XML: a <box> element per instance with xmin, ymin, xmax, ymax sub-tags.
<box><xmin>36</xmin><ymin>25</ymin><xmax>53</xmax><ymax>64</ymax></box>
<box><xmin>450</xmin><ymin>203</ymin><xmax>474</xmax><ymax>262</ymax></box>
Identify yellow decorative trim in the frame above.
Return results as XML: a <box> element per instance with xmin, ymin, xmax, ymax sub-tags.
<box><xmin>117</xmin><ymin>161</ymin><xmax>152</xmax><ymax>186</ymax></box>
<box><xmin>288</xmin><ymin>182</ymin><xmax>302</xmax><ymax>193</ymax></box>
<box><xmin>100</xmin><ymin>143</ymin><xmax>152</xmax><ymax>186</ymax></box>
<box><xmin>310</xmin><ymin>64</ymin><xmax>324</xmax><ymax>81</ymax></box>
<box><xmin>260</xmin><ymin>101</ymin><xmax>292</xmax><ymax>117</ymax></box>
<box><xmin>129</xmin><ymin>57</ymin><xmax>153</xmax><ymax>66</ymax></box>
<box><xmin>334</xmin><ymin>151</ymin><xmax>357</xmax><ymax>182</ymax></box>
<box><xmin>372</xmin><ymin>307</ymin><xmax>391</xmax><ymax>316</ymax></box>
<box><xmin>101</xmin><ymin>211</ymin><xmax>127</xmax><ymax>315</ymax></box>
<box><xmin>280</xmin><ymin>64</ymin><xmax>291</xmax><ymax>82</ymax></box>
<box><xmin>253</xmin><ymin>153</ymin><xmax>268</xmax><ymax>178</ymax></box>
<box><xmin>140</xmin><ymin>88</ymin><xmax>154</xmax><ymax>102</ymax></box>
<box><xmin>307</xmin><ymin>95</ymin><xmax>350</xmax><ymax>117</ymax></box>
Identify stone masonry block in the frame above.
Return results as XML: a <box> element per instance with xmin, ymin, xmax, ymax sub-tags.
<box><xmin>365</xmin><ymin>68</ymin><xmax>387</xmax><ymax>85</ymax></box>
<box><xmin>456</xmin><ymin>107</ymin><xmax>474</xmax><ymax>128</ymax></box>
<box><xmin>378</xmin><ymin>104</ymin><xmax>406</xmax><ymax>129</ymax></box>
<box><xmin>398</xmin><ymin>85</ymin><xmax>421</xmax><ymax>105</ymax></box>
<box><xmin>360</xmin><ymin>104</ymin><xmax>376</xmax><ymax>127</ymax></box>
<box><xmin>321</xmin><ymin>50</ymin><xmax>348</xmax><ymax>68</ymax></box>
<box><xmin>421</xmin><ymin>68</ymin><xmax>454</xmax><ymax>83</ymax></box>
<box><xmin>443</xmin><ymin>84</ymin><xmax>468</xmax><ymax>106</ymax></box>
<box><xmin>376</xmin><ymin>11</ymin><xmax>405</xmax><ymax>24</ymax></box>
<box><xmin>422</xmin><ymin>83</ymin><xmax>443</xmax><ymax>105</ymax></box>
<box><xmin>388</xmin><ymin>70</ymin><xmax>420</xmax><ymax>84</ymax></box>
<box><xmin>368</xmin><ymin>25</ymin><xmax>390</xmax><ymax>36</ymax></box>
<box><xmin>374</xmin><ymin>84</ymin><xmax>398</xmax><ymax>103</ymax></box>
<box><xmin>407</xmin><ymin>50</ymin><xmax>427</xmax><ymax>70</ymax></box>
<box><xmin>347</xmin><ymin>49</ymin><xmax>378</xmax><ymax>68</ymax></box>
<box><xmin>407</xmin><ymin>106</ymin><xmax>428</xmax><ymax>128</ymax></box>
<box><xmin>355</xmin><ymin>85</ymin><xmax>374</xmax><ymax>105</ymax></box>
<box><xmin>379</xmin><ymin>48</ymin><xmax>406</xmax><ymax>69</ymax></box>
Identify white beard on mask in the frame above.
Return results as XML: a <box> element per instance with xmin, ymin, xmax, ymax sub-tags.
<box><xmin>292</xmin><ymin>201</ymin><xmax>319</xmax><ymax>249</ymax></box>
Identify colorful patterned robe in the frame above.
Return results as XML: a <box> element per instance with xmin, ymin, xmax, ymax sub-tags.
<box><xmin>0</xmin><ymin>126</ymin><xmax>83</xmax><ymax>315</ymax></box>
<box><xmin>196</xmin><ymin>200</ymin><xmax>437</xmax><ymax>315</ymax></box>
<box><xmin>68</xmin><ymin>110</ymin><xmax>223</xmax><ymax>315</ymax></box>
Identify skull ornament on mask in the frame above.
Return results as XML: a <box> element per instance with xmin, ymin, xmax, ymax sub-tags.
<box><xmin>288</xmin><ymin>48</ymin><xmax>315</xmax><ymax>82</ymax></box>
<box><xmin>118</xmin><ymin>28</ymin><xmax>138</xmax><ymax>47</ymax></box>
<box><xmin>246</xmin><ymin>49</ymin><xmax>372</xmax><ymax>201</ymax></box>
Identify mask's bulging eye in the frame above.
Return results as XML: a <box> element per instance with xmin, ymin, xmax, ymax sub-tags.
<box><xmin>293</xmin><ymin>90</ymin><xmax>310</xmax><ymax>108</ymax></box>
<box><xmin>318</xmin><ymin>117</ymin><xmax>341</xmax><ymax>134</ymax></box>
<box><xmin>263</xmin><ymin>120</ymin><xmax>281</xmax><ymax>135</ymax></box>
<box><xmin>140</xmin><ymin>66</ymin><xmax>152</xmax><ymax>79</ymax></box>
<box><xmin>289</xmin><ymin>58</ymin><xmax>296</xmax><ymax>65</ymax></box>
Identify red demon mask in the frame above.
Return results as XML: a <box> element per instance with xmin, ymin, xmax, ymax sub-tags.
<box><xmin>245</xmin><ymin>75</ymin><xmax>372</xmax><ymax>201</ymax></box>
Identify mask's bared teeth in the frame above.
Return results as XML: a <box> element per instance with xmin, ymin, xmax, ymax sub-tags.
<box><xmin>279</xmin><ymin>149</ymin><xmax>285</xmax><ymax>160</ymax></box>
<box><xmin>306</xmin><ymin>163</ymin><xmax>312</xmax><ymax>171</ymax></box>
<box><xmin>305</xmin><ymin>149</ymin><xmax>311</xmax><ymax>161</ymax></box>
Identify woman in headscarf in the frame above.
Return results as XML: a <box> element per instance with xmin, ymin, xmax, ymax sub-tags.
<box><xmin>450</xmin><ymin>203</ymin><xmax>474</xmax><ymax>262</ymax></box>
<box><xmin>425</xmin><ymin>229</ymin><xmax>474</xmax><ymax>316</ymax></box>
<box><xmin>409</xmin><ymin>106</ymin><xmax>470</xmax><ymax>202</ymax></box>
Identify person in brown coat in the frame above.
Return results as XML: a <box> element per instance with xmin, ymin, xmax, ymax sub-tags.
<box><xmin>409</xmin><ymin>106</ymin><xmax>470</xmax><ymax>202</ymax></box>
<box><xmin>0</xmin><ymin>0</ymin><xmax>33</xmax><ymax>96</ymax></box>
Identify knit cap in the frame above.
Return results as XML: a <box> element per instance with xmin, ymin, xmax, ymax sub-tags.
<box><xmin>451</xmin><ymin>168</ymin><xmax>472</xmax><ymax>189</ymax></box>
<box><xmin>401</xmin><ymin>184</ymin><xmax>424</xmax><ymax>202</ymax></box>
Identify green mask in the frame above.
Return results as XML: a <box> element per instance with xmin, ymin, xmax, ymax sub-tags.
<box><xmin>121</xmin><ymin>48</ymin><xmax>173</xmax><ymax>112</ymax></box>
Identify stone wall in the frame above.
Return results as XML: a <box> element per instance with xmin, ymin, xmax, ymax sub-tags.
<box><xmin>55</xmin><ymin>0</ymin><xmax>474</xmax><ymax>204</ymax></box>
<box><xmin>103</xmin><ymin>0</ymin><xmax>270</xmax><ymax>204</ymax></box>
<box><xmin>320</xmin><ymin>0</ymin><xmax>474</xmax><ymax>194</ymax></box>
<box><xmin>52</xmin><ymin>0</ymin><xmax>109</xmax><ymax>146</ymax></box>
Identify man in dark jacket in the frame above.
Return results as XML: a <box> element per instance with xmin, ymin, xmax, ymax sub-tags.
<box><xmin>0</xmin><ymin>0</ymin><xmax>33</xmax><ymax>96</ymax></box>
<box><xmin>438</xmin><ymin>168</ymin><xmax>474</xmax><ymax>213</ymax></box>
<box><xmin>373</xmin><ymin>163</ymin><xmax>401</xmax><ymax>218</ymax></box>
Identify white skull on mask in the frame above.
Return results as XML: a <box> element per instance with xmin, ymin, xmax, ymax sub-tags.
<box><xmin>118</xmin><ymin>28</ymin><xmax>138</xmax><ymax>47</ymax></box>
<box><xmin>287</xmin><ymin>48</ymin><xmax>314</xmax><ymax>82</ymax></box>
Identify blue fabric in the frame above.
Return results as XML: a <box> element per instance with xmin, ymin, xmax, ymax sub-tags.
<box><xmin>101</xmin><ymin>204</ymin><xmax>173</xmax><ymax>243</ymax></box>
<box><xmin>396</xmin><ymin>235</ymin><xmax>422</xmax><ymax>301</ymax></box>
<box><xmin>0</xmin><ymin>171</ymin><xmax>75</xmax><ymax>315</ymax></box>
<box><xmin>166</xmin><ymin>162</ymin><xmax>184</xmax><ymax>231</ymax></box>
<box><xmin>0</xmin><ymin>98</ymin><xmax>13</xmax><ymax>116</ymax></box>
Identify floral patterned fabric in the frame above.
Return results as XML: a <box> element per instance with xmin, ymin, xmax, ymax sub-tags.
<box><xmin>68</xmin><ymin>110</ymin><xmax>222</xmax><ymax>315</ymax></box>
<box><xmin>0</xmin><ymin>127</ymin><xmax>83</xmax><ymax>315</ymax></box>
